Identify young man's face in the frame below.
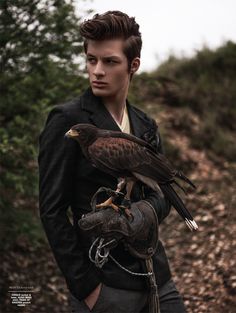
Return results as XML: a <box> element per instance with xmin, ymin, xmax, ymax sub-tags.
<box><xmin>86</xmin><ymin>39</ymin><xmax>135</xmax><ymax>100</ymax></box>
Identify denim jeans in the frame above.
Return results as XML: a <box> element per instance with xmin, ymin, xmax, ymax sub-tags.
<box><xmin>69</xmin><ymin>279</ymin><xmax>187</xmax><ymax>313</ymax></box>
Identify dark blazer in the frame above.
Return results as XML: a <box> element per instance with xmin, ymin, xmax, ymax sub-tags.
<box><xmin>38</xmin><ymin>88</ymin><xmax>172</xmax><ymax>301</ymax></box>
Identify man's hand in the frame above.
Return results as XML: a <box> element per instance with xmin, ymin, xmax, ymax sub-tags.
<box><xmin>84</xmin><ymin>283</ymin><xmax>102</xmax><ymax>310</ymax></box>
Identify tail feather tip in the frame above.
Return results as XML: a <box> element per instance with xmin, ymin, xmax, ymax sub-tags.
<box><xmin>185</xmin><ymin>218</ymin><xmax>198</xmax><ymax>231</ymax></box>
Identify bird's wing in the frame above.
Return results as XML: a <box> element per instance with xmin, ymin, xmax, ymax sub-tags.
<box><xmin>131</xmin><ymin>150</ymin><xmax>175</xmax><ymax>183</ymax></box>
<box><xmin>88</xmin><ymin>137</ymin><xmax>145</xmax><ymax>171</ymax></box>
<box><xmin>98</xmin><ymin>130</ymin><xmax>196</xmax><ymax>189</ymax></box>
<box><xmin>100</xmin><ymin>129</ymin><xmax>157</xmax><ymax>153</ymax></box>
<box><xmin>88</xmin><ymin>137</ymin><xmax>175</xmax><ymax>184</ymax></box>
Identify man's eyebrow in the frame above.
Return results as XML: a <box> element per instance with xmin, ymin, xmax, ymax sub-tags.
<box><xmin>86</xmin><ymin>53</ymin><xmax>122</xmax><ymax>60</ymax></box>
<box><xmin>86</xmin><ymin>53</ymin><xmax>96</xmax><ymax>57</ymax></box>
<box><xmin>103</xmin><ymin>55</ymin><xmax>121</xmax><ymax>60</ymax></box>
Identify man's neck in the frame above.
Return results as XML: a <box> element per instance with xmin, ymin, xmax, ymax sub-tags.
<box><xmin>102</xmin><ymin>93</ymin><xmax>127</xmax><ymax>125</ymax></box>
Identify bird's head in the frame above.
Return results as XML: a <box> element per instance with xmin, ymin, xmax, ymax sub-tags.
<box><xmin>65</xmin><ymin>123</ymin><xmax>98</xmax><ymax>146</ymax></box>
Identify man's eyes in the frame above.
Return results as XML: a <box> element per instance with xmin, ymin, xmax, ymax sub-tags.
<box><xmin>87</xmin><ymin>58</ymin><xmax>118</xmax><ymax>65</ymax></box>
<box><xmin>87</xmin><ymin>57</ymin><xmax>96</xmax><ymax>64</ymax></box>
<box><xmin>106</xmin><ymin>59</ymin><xmax>118</xmax><ymax>64</ymax></box>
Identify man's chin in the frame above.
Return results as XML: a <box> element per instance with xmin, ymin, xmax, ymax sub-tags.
<box><xmin>91</xmin><ymin>87</ymin><xmax>109</xmax><ymax>97</ymax></box>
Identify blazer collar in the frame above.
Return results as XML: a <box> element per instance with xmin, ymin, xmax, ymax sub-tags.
<box><xmin>80</xmin><ymin>87</ymin><xmax>152</xmax><ymax>139</ymax></box>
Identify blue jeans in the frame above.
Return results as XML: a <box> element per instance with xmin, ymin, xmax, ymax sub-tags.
<box><xmin>69</xmin><ymin>279</ymin><xmax>187</xmax><ymax>313</ymax></box>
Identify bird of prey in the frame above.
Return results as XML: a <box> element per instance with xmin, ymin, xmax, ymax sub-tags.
<box><xmin>65</xmin><ymin>124</ymin><xmax>198</xmax><ymax>231</ymax></box>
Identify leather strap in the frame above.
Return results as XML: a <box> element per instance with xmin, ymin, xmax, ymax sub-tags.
<box><xmin>145</xmin><ymin>258</ymin><xmax>160</xmax><ymax>313</ymax></box>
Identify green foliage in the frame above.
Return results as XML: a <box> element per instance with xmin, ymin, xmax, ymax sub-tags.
<box><xmin>156</xmin><ymin>42</ymin><xmax>236</xmax><ymax>130</ymax></box>
<box><xmin>0</xmin><ymin>206</ymin><xmax>47</xmax><ymax>250</ymax></box>
<box><xmin>0</xmin><ymin>0</ymin><xmax>88</xmax><ymax>247</ymax></box>
<box><xmin>130</xmin><ymin>41</ymin><xmax>236</xmax><ymax>162</ymax></box>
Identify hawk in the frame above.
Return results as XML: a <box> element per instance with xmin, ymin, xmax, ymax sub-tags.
<box><xmin>65</xmin><ymin>124</ymin><xmax>198</xmax><ymax>231</ymax></box>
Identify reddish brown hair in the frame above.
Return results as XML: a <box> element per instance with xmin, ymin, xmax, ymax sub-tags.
<box><xmin>79</xmin><ymin>11</ymin><xmax>142</xmax><ymax>71</ymax></box>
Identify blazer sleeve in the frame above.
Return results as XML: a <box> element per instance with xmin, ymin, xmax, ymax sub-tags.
<box><xmin>143</xmin><ymin>120</ymin><xmax>172</xmax><ymax>224</ymax></box>
<box><xmin>38</xmin><ymin>107</ymin><xmax>101</xmax><ymax>301</ymax></box>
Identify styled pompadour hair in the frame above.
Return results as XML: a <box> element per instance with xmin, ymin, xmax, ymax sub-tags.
<box><xmin>79</xmin><ymin>10</ymin><xmax>142</xmax><ymax>70</ymax></box>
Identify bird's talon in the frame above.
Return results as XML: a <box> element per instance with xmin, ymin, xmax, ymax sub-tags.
<box><xmin>104</xmin><ymin>189</ymin><xmax>124</xmax><ymax>200</ymax></box>
<box><xmin>96</xmin><ymin>198</ymin><xmax>120</xmax><ymax>212</ymax></box>
<box><xmin>118</xmin><ymin>205</ymin><xmax>133</xmax><ymax>219</ymax></box>
<box><xmin>124</xmin><ymin>208</ymin><xmax>133</xmax><ymax>219</ymax></box>
<box><xmin>110</xmin><ymin>203</ymin><xmax>120</xmax><ymax>211</ymax></box>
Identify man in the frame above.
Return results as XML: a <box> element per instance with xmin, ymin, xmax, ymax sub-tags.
<box><xmin>38</xmin><ymin>11</ymin><xmax>187</xmax><ymax>313</ymax></box>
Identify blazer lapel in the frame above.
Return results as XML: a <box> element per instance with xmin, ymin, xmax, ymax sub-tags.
<box><xmin>127</xmin><ymin>101</ymin><xmax>152</xmax><ymax>139</ymax></box>
<box><xmin>80</xmin><ymin>88</ymin><xmax>121</xmax><ymax>132</ymax></box>
<box><xmin>80</xmin><ymin>88</ymin><xmax>152</xmax><ymax>139</ymax></box>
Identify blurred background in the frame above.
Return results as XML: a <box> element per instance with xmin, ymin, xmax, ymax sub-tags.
<box><xmin>0</xmin><ymin>1</ymin><xmax>235</xmax><ymax>312</ymax></box>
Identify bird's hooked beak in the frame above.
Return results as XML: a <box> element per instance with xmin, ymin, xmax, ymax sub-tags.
<box><xmin>65</xmin><ymin>129</ymin><xmax>80</xmax><ymax>138</ymax></box>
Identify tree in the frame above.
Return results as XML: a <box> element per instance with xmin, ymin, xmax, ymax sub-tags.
<box><xmin>0</xmin><ymin>0</ymin><xmax>88</xmax><ymax>244</ymax></box>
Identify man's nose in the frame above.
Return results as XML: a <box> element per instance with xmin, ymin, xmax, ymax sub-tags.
<box><xmin>93</xmin><ymin>61</ymin><xmax>105</xmax><ymax>77</ymax></box>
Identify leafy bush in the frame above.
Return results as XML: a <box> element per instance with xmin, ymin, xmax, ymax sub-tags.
<box><xmin>130</xmin><ymin>41</ymin><xmax>236</xmax><ymax>161</ymax></box>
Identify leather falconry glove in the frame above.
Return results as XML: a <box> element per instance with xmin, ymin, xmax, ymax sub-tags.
<box><xmin>78</xmin><ymin>198</ymin><xmax>159</xmax><ymax>260</ymax></box>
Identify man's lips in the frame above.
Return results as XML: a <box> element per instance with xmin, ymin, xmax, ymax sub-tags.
<box><xmin>92</xmin><ymin>81</ymin><xmax>107</xmax><ymax>86</ymax></box>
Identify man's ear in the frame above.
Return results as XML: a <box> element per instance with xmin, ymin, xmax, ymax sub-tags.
<box><xmin>130</xmin><ymin>57</ymin><xmax>140</xmax><ymax>74</ymax></box>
